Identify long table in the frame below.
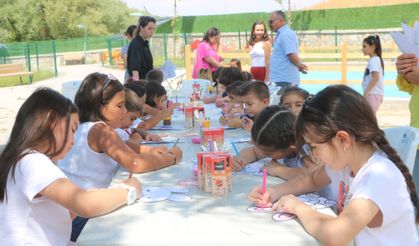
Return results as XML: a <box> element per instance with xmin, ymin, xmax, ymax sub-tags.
<box><xmin>77</xmin><ymin>103</ymin><xmax>333</xmax><ymax>245</ymax></box>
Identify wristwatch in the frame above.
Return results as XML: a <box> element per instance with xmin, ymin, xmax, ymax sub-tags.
<box><xmin>117</xmin><ymin>183</ymin><xmax>137</xmax><ymax>205</ymax></box>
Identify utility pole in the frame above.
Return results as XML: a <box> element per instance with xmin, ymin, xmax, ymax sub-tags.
<box><xmin>172</xmin><ymin>0</ymin><xmax>177</xmax><ymax>60</ymax></box>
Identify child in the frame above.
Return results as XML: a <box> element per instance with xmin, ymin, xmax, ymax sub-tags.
<box><xmin>279</xmin><ymin>86</ymin><xmax>310</xmax><ymax>117</ymax></box>
<box><xmin>251</xmin><ymin>85</ymin><xmax>418</xmax><ymax>245</ymax></box>
<box><xmin>115</xmin><ymin>88</ymin><xmax>144</xmax><ymax>143</ymax></box>
<box><xmin>219</xmin><ymin>80</ymin><xmax>247</xmax><ymax>128</ymax></box>
<box><xmin>123</xmin><ymin>83</ymin><xmax>161</xmax><ymax>141</ymax></box>
<box><xmin>362</xmin><ymin>35</ymin><xmax>384</xmax><ymax>114</ymax></box>
<box><xmin>233</xmin><ymin>105</ymin><xmax>318</xmax><ymax>181</ymax></box>
<box><xmin>138</xmin><ymin>81</ymin><xmax>173</xmax><ymax>130</ymax></box>
<box><xmin>145</xmin><ymin>69</ymin><xmax>164</xmax><ymax>84</ymax></box>
<box><xmin>58</xmin><ymin>73</ymin><xmax>182</xmax><ymax>241</ymax></box>
<box><xmin>229</xmin><ymin>58</ymin><xmax>242</xmax><ymax>71</ymax></box>
<box><xmin>204</xmin><ymin>67</ymin><xmax>244</xmax><ymax>105</ymax></box>
<box><xmin>237</xmin><ymin>80</ymin><xmax>270</xmax><ymax>131</ymax></box>
<box><xmin>0</xmin><ymin>88</ymin><xmax>141</xmax><ymax>245</ymax></box>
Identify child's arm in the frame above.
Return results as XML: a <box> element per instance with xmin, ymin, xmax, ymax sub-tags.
<box><xmin>40</xmin><ymin>177</ymin><xmax>141</xmax><ymax>218</ymax></box>
<box><xmin>274</xmin><ymin>194</ymin><xmax>379</xmax><ymax>245</ymax></box>
<box><xmin>133</xmin><ymin>128</ymin><xmax>162</xmax><ymax>141</ymax></box>
<box><xmin>232</xmin><ymin>146</ymin><xmax>266</xmax><ymax>171</ymax></box>
<box><xmin>89</xmin><ymin>123</ymin><xmax>182</xmax><ymax>173</ymax></box>
<box><xmin>248</xmin><ymin>166</ymin><xmax>330</xmax><ymax>206</ymax></box>
<box><xmin>138</xmin><ymin>110</ymin><xmax>172</xmax><ymax>130</ymax></box>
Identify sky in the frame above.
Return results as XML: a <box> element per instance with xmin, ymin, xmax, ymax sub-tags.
<box><xmin>122</xmin><ymin>0</ymin><xmax>326</xmax><ymax>17</ymax></box>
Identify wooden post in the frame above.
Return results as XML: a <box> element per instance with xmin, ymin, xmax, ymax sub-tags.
<box><xmin>185</xmin><ymin>44</ymin><xmax>192</xmax><ymax>79</ymax></box>
<box><xmin>341</xmin><ymin>42</ymin><xmax>348</xmax><ymax>84</ymax></box>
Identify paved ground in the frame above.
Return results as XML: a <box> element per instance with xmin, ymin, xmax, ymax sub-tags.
<box><xmin>0</xmin><ymin>64</ymin><xmax>411</xmax><ymax>148</ymax></box>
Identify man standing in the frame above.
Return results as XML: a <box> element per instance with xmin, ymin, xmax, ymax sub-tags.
<box><xmin>268</xmin><ymin>10</ymin><xmax>307</xmax><ymax>87</ymax></box>
<box><xmin>127</xmin><ymin>16</ymin><xmax>156</xmax><ymax>80</ymax></box>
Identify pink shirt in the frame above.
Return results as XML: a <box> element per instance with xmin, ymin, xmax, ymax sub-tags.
<box><xmin>192</xmin><ymin>41</ymin><xmax>221</xmax><ymax>78</ymax></box>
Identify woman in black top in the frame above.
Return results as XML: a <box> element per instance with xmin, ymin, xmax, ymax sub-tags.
<box><xmin>127</xmin><ymin>16</ymin><xmax>156</xmax><ymax>80</ymax></box>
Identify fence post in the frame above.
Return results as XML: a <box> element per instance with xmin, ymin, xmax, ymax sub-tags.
<box><xmin>341</xmin><ymin>42</ymin><xmax>348</xmax><ymax>84</ymax></box>
<box><xmin>52</xmin><ymin>40</ymin><xmax>58</xmax><ymax>77</ymax></box>
<box><xmin>244</xmin><ymin>30</ymin><xmax>248</xmax><ymax>48</ymax></box>
<box><xmin>26</xmin><ymin>44</ymin><xmax>32</xmax><ymax>73</ymax></box>
<box><xmin>163</xmin><ymin>33</ymin><xmax>168</xmax><ymax>61</ymax></box>
<box><xmin>107</xmin><ymin>39</ymin><xmax>113</xmax><ymax>65</ymax></box>
<box><xmin>183</xmin><ymin>32</ymin><xmax>187</xmax><ymax>45</ymax></box>
<box><xmin>185</xmin><ymin>44</ymin><xmax>191</xmax><ymax>80</ymax></box>
<box><xmin>35</xmin><ymin>43</ymin><xmax>40</xmax><ymax>71</ymax></box>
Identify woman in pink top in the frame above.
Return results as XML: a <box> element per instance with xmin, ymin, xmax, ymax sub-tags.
<box><xmin>192</xmin><ymin>27</ymin><xmax>224</xmax><ymax>79</ymax></box>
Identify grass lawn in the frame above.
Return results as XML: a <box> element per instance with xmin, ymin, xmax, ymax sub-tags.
<box><xmin>0</xmin><ymin>69</ymin><xmax>54</xmax><ymax>87</ymax></box>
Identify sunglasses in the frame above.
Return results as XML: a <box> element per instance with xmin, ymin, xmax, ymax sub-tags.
<box><xmin>102</xmin><ymin>74</ymin><xmax>119</xmax><ymax>104</ymax></box>
<box><xmin>268</xmin><ymin>19</ymin><xmax>279</xmax><ymax>24</ymax></box>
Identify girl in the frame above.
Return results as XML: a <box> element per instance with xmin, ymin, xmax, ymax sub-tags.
<box><xmin>58</xmin><ymin>73</ymin><xmax>181</xmax><ymax>241</ymax></box>
<box><xmin>362</xmin><ymin>35</ymin><xmax>384</xmax><ymax>114</ymax></box>
<box><xmin>0</xmin><ymin>88</ymin><xmax>141</xmax><ymax>245</ymax></box>
<box><xmin>280</xmin><ymin>86</ymin><xmax>310</xmax><ymax>117</ymax></box>
<box><xmin>254</xmin><ymin>85</ymin><xmax>419</xmax><ymax>245</ymax></box>
<box><xmin>229</xmin><ymin>58</ymin><xmax>242</xmax><ymax>71</ymax></box>
<box><xmin>233</xmin><ymin>105</ymin><xmax>318</xmax><ymax>180</ymax></box>
<box><xmin>248</xmin><ymin>20</ymin><xmax>271</xmax><ymax>82</ymax></box>
<box><xmin>138</xmin><ymin>81</ymin><xmax>173</xmax><ymax>130</ymax></box>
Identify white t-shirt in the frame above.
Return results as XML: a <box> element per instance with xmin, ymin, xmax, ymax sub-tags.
<box><xmin>0</xmin><ymin>151</ymin><xmax>71</xmax><ymax>245</ymax></box>
<box><xmin>346</xmin><ymin>150</ymin><xmax>418</xmax><ymax>245</ymax></box>
<box><xmin>321</xmin><ymin>166</ymin><xmax>352</xmax><ymax>203</ymax></box>
<box><xmin>249</xmin><ymin>41</ymin><xmax>266</xmax><ymax>67</ymax></box>
<box><xmin>362</xmin><ymin>56</ymin><xmax>384</xmax><ymax>95</ymax></box>
<box><xmin>58</xmin><ymin>122</ymin><xmax>119</xmax><ymax>189</ymax></box>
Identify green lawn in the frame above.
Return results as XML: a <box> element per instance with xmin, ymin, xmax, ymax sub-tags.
<box><xmin>0</xmin><ymin>69</ymin><xmax>54</xmax><ymax>87</ymax></box>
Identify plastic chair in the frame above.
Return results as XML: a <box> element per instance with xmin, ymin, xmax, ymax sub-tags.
<box><xmin>61</xmin><ymin>80</ymin><xmax>82</xmax><ymax>102</ymax></box>
<box><xmin>180</xmin><ymin>79</ymin><xmax>210</xmax><ymax>96</ymax></box>
<box><xmin>383</xmin><ymin>126</ymin><xmax>419</xmax><ymax>174</ymax></box>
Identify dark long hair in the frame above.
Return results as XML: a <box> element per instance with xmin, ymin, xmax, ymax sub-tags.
<box><xmin>295</xmin><ymin>85</ymin><xmax>418</xmax><ymax>222</ymax></box>
<box><xmin>248</xmin><ymin>20</ymin><xmax>269</xmax><ymax>46</ymax></box>
<box><xmin>280</xmin><ymin>86</ymin><xmax>310</xmax><ymax>105</ymax></box>
<box><xmin>0</xmin><ymin>88</ymin><xmax>78</xmax><ymax>202</ymax></box>
<box><xmin>251</xmin><ymin>105</ymin><xmax>296</xmax><ymax>151</ymax></box>
<box><xmin>363</xmin><ymin>35</ymin><xmax>384</xmax><ymax>73</ymax></box>
<box><xmin>75</xmin><ymin>73</ymin><xmax>124</xmax><ymax>123</ymax></box>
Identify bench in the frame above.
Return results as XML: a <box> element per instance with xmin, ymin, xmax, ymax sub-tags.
<box><xmin>62</xmin><ymin>54</ymin><xmax>85</xmax><ymax>65</ymax></box>
<box><xmin>0</xmin><ymin>63</ymin><xmax>33</xmax><ymax>84</ymax></box>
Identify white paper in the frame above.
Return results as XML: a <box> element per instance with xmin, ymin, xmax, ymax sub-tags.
<box><xmin>390</xmin><ymin>22</ymin><xmax>419</xmax><ymax>58</ymax></box>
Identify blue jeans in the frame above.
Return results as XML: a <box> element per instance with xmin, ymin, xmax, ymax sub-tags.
<box><xmin>71</xmin><ymin>216</ymin><xmax>89</xmax><ymax>242</ymax></box>
<box><xmin>274</xmin><ymin>82</ymin><xmax>293</xmax><ymax>95</ymax></box>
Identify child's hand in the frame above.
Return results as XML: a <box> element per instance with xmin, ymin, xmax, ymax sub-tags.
<box><xmin>121</xmin><ymin>177</ymin><xmax>142</xmax><ymax>199</ymax></box>
<box><xmin>396</xmin><ymin>53</ymin><xmax>417</xmax><ymax>75</ymax></box>
<box><xmin>219</xmin><ymin>115</ymin><xmax>228</xmax><ymax>126</ymax></box>
<box><xmin>169</xmin><ymin>146</ymin><xmax>183</xmax><ymax>164</ymax></box>
<box><xmin>145</xmin><ymin>133</ymin><xmax>162</xmax><ymax>141</ymax></box>
<box><xmin>273</xmin><ymin>194</ymin><xmax>306</xmax><ymax>214</ymax></box>
<box><xmin>242</xmin><ymin>117</ymin><xmax>254</xmax><ymax>132</ymax></box>
<box><xmin>226</xmin><ymin>116</ymin><xmax>242</xmax><ymax>128</ymax></box>
<box><xmin>264</xmin><ymin>160</ymin><xmax>280</xmax><ymax>177</ymax></box>
<box><xmin>232</xmin><ymin>156</ymin><xmax>246</xmax><ymax>171</ymax></box>
<box><xmin>130</xmin><ymin>132</ymin><xmax>143</xmax><ymax>143</ymax></box>
<box><xmin>151</xmin><ymin>145</ymin><xmax>168</xmax><ymax>155</ymax></box>
<box><xmin>248</xmin><ymin>186</ymin><xmax>273</xmax><ymax>208</ymax></box>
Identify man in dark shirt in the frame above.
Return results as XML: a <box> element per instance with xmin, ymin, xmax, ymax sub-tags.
<box><xmin>127</xmin><ymin>16</ymin><xmax>156</xmax><ymax>80</ymax></box>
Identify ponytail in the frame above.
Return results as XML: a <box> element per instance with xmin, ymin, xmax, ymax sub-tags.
<box><xmin>374</xmin><ymin>131</ymin><xmax>419</xmax><ymax>223</ymax></box>
<box><xmin>374</xmin><ymin>35</ymin><xmax>385</xmax><ymax>73</ymax></box>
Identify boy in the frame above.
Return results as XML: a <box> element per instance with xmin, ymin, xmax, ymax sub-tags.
<box><xmin>238</xmin><ymin>81</ymin><xmax>270</xmax><ymax>131</ymax></box>
<box><xmin>145</xmin><ymin>69</ymin><xmax>164</xmax><ymax>84</ymax></box>
<box><xmin>219</xmin><ymin>80</ymin><xmax>248</xmax><ymax>128</ymax></box>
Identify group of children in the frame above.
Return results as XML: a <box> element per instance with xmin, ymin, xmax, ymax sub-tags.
<box><xmin>0</xmin><ymin>33</ymin><xmax>418</xmax><ymax>245</ymax></box>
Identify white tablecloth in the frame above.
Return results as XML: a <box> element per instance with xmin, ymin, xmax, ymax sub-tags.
<box><xmin>77</xmin><ymin>103</ymin><xmax>333</xmax><ymax>245</ymax></box>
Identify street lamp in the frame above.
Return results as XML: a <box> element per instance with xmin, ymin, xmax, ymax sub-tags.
<box><xmin>77</xmin><ymin>24</ymin><xmax>87</xmax><ymax>64</ymax></box>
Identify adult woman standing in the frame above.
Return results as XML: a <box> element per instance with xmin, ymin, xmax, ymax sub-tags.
<box><xmin>127</xmin><ymin>16</ymin><xmax>156</xmax><ymax>80</ymax></box>
<box><xmin>248</xmin><ymin>20</ymin><xmax>271</xmax><ymax>82</ymax></box>
<box><xmin>192</xmin><ymin>27</ymin><xmax>223</xmax><ymax>79</ymax></box>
